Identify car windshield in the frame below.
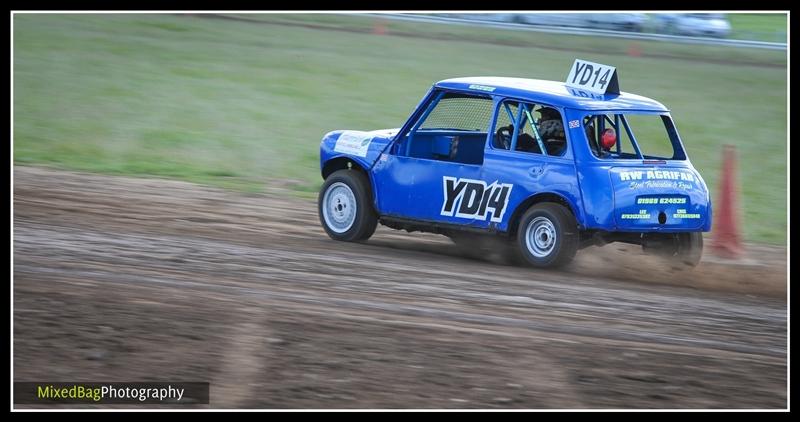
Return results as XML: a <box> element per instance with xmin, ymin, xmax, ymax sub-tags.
<box><xmin>583</xmin><ymin>113</ymin><xmax>686</xmax><ymax>160</ymax></box>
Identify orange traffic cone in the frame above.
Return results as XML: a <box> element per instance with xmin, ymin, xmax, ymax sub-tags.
<box><xmin>711</xmin><ymin>145</ymin><xmax>744</xmax><ymax>259</ymax></box>
<box><xmin>372</xmin><ymin>20</ymin><xmax>387</xmax><ymax>36</ymax></box>
<box><xmin>627</xmin><ymin>43</ymin><xmax>642</xmax><ymax>57</ymax></box>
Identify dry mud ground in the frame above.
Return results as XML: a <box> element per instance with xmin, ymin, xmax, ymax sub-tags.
<box><xmin>13</xmin><ymin>166</ymin><xmax>787</xmax><ymax>409</ymax></box>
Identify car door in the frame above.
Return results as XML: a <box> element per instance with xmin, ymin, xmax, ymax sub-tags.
<box><xmin>480</xmin><ymin>100</ymin><xmax>580</xmax><ymax>233</ymax></box>
<box><xmin>371</xmin><ymin>90</ymin><xmax>494</xmax><ymax>228</ymax></box>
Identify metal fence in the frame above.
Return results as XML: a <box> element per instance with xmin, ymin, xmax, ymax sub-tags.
<box><xmin>366</xmin><ymin>13</ymin><xmax>787</xmax><ymax>51</ymax></box>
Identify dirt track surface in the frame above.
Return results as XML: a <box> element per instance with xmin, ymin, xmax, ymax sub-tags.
<box><xmin>13</xmin><ymin>166</ymin><xmax>787</xmax><ymax>409</ymax></box>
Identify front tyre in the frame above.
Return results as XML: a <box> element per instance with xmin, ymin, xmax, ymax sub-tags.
<box><xmin>318</xmin><ymin>169</ymin><xmax>377</xmax><ymax>242</ymax></box>
<box><xmin>517</xmin><ymin>203</ymin><xmax>578</xmax><ymax>268</ymax></box>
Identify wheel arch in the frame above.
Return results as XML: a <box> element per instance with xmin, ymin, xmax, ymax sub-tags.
<box><xmin>321</xmin><ymin>156</ymin><xmax>376</xmax><ymax>205</ymax></box>
<box><xmin>321</xmin><ymin>156</ymin><xmax>371</xmax><ymax>179</ymax></box>
<box><xmin>507</xmin><ymin>192</ymin><xmax>580</xmax><ymax>238</ymax></box>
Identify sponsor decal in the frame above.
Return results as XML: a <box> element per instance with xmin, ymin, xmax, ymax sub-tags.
<box><xmin>441</xmin><ymin>176</ymin><xmax>513</xmax><ymax>223</ymax></box>
<box><xmin>468</xmin><ymin>84</ymin><xmax>496</xmax><ymax>92</ymax></box>
<box><xmin>619</xmin><ymin>170</ymin><xmax>695</xmax><ymax>182</ymax></box>
<box><xmin>334</xmin><ymin>131</ymin><xmax>373</xmax><ymax>157</ymax></box>
<box><xmin>568</xmin><ymin>119</ymin><xmax>581</xmax><ymax>129</ymax></box>
<box><xmin>636</xmin><ymin>197</ymin><xmax>687</xmax><ymax>205</ymax></box>
<box><xmin>628</xmin><ymin>181</ymin><xmax>694</xmax><ymax>191</ymax></box>
<box><xmin>673</xmin><ymin>209</ymin><xmax>701</xmax><ymax>219</ymax></box>
<box><xmin>621</xmin><ymin>209</ymin><xmax>651</xmax><ymax>220</ymax></box>
<box><xmin>623</xmin><ymin>171</ymin><xmax>696</xmax><ymax>191</ymax></box>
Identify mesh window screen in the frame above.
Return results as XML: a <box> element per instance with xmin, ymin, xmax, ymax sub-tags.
<box><xmin>420</xmin><ymin>94</ymin><xmax>494</xmax><ymax>131</ymax></box>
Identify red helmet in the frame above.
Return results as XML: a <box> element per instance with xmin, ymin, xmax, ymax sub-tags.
<box><xmin>600</xmin><ymin>128</ymin><xmax>617</xmax><ymax>150</ymax></box>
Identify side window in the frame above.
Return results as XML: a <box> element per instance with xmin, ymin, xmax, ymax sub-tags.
<box><xmin>398</xmin><ymin>92</ymin><xmax>493</xmax><ymax>165</ymax></box>
<box><xmin>514</xmin><ymin>104</ymin><xmax>543</xmax><ymax>155</ymax></box>
<box><xmin>531</xmin><ymin>105</ymin><xmax>567</xmax><ymax>157</ymax></box>
<box><xmin>616</xmin><ymin>116</ymin><xmax>639</xmax><ymax>156</ymax></box>
<box><xmin>492</xmin><ymin>101</ymin><xmax>567</xmax><ymax>157</ymax></box>
<box><xmin>585</xmin><ymin>113</ymin><xmax>685</xmax><ymax>160</ymax></box>
<box><xmin>418</xmin><ymin>93</ymin><xmax>494</xmax><ymax>131</ymax></box>
<box><xmin>494</xmin><ymin>101</ymin><xmax>517</xmax><ymax>131</ymax></box>
<box><xmin>584</xmin><ymin>114</ymin><xmax>638</xmax><ymax>159</ymax></box>
<box><xmin>624</xmin><ymin>115</ymin><xmax>681</xmax><ymax>160</ymax></box>
<box><xmin>492</xmin><ymin>101</ymin><xmax>522</xmax><ymax>150</ymax></box>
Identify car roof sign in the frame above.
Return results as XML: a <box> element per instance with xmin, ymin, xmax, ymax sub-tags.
<box><xmin>566</xmin><ymin>59</ymin><xmax>620</xmax><ymax>95</ymax></box>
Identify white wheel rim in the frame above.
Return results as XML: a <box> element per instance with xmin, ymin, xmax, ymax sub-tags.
<box><xmin>525</xmin><ymin>216</ymin><xmax>557</xmax><ymax>258</ymax></box>
<box><xmin>322</xmin><ymin>182</ymin><xmax>357</xmax><ymax>234</ymax></box>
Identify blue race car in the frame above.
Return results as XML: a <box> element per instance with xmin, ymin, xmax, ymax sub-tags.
<box><xmin>318</xmin><ymin>60</ymin><xmax>711</xmax><ymax>268</ymax></box>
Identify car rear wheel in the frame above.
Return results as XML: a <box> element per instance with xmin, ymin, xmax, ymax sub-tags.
<box><xmin>676</xmin><ymin>232</ymin><xmax>703</xmax><ymax>267</ymax></box>
<box><xmin>642</xmin><ymin>232</ymin><xmax>703</xmax><ymax>268</ymax></box>
<box><xmin>517</xmin><ymin>203</ymin><xmax>578</xmax><ymax>268</ymax></box>
<box><xmin>318</xmin><ymin>169</ymin><xmax>377</xmax><ymax>242</ymax></box>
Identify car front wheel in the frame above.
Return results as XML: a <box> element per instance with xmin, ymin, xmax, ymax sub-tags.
<box><xmin>318</xmin><ymin>169</ymin><xmax>377</xmax><ymax>242</ymax></box>
<box><xmin>517</xmin><ymin>203</ymin><xmax>578</xmax><ymax>268</ymax></box>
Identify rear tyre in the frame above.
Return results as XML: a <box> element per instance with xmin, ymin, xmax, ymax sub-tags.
<box><xmin>676</xmin><ymin>232</ymin><xmax>703</xmax><ymax>267</ymax></box>
<box><xmin>318</xmin><ymin>169</ymin><xmax>377</xmax><ymax>242</ymax></box>
<box><xmin>516</xmin><ymin>203</ymin><xmax>578</xmax><ymax>268</ymax></box>
<box><xmin>642</xmin><ymin>232</ymin><xmax>703</xmax><ymax>268</ymax></box>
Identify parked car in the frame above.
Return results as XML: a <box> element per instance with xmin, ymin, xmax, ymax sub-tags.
<box><xmin>317</xmin><ymin>60</ymin><xmax>711</xmax><ymax>268</ymax></box>
<box><xmin>444</xmin><ymin>13</ymin><xmax>518</xmax><ymax>23</ymax></box>
<box><xmin>513</xmin><ymin>13</ymin><xmax>587</xmax><ymax>28</ymax></box>
<box><xmin>654</xmin><ymin>13</ymin><xmax>731</xmax><ymax>38</ymax></box>
<box><xmin>584</xmin><ymin>13</ymin><xmax>648</xmax><ymax>32</ymax></box>
<box><xmin>513</xmin><ymin>13</ymin><xmax>647</xmax><ymax>32</ymax></box>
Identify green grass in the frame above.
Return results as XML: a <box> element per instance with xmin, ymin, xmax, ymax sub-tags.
<box><xmin>728</xmin><ymin>13</ymin><xmax>787</xmax><ymax>42</ymax></box>
<box><xmin>13</xmin><ymin>14</ymin><xmax>787</xmax><ymax>244</ymax></box>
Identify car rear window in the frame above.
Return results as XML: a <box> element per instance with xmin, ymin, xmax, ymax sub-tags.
<box><xmin>584</xmin><ymin>113</ymin><xmax>685</xmax><ymax>160</ymax></box>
